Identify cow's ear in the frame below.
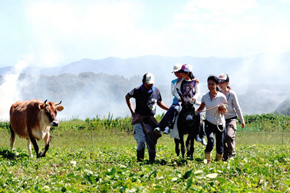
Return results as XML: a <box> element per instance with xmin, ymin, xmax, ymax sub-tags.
<box><xmin>56</xmin><ymin>106</ymin><xmax>64</xmax><ymax>112</ymax></box>
<box><xmin>39</xmin><ymin>103</ymin><xmax>45</xmax><ymax>110</ymax></box>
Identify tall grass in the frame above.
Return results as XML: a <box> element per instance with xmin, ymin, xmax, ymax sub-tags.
<box><xmin>0</xmin><ymin>113</ymin><xmax>289</xmax><ymax>149</ymax></box>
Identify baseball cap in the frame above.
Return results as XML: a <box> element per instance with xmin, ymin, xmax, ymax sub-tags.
<box><xmin>218</xmin><ymin>73</ymin><xmax>229</xmax><ymax>82</ymax></box>
<box><xmin>181</xmin><ymin>64</ymin><xmax>193</xmax><ymax>72</ymax></box>
<box><xmin>172</xmin><ymin>63</ymin><xmax>182</xmax><ymax>73</ymax></box>
<box><xmin>145</xmin><ymin>73</ymin><xmax>155</xmax><ymax>84</ymax></box>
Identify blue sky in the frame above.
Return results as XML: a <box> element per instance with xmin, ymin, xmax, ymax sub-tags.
<box><xmin>1</xmin><ymin>0</ymin><xmax>290</xmax><ymax>67</ymax></box>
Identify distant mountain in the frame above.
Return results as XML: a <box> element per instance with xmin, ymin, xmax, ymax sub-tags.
<box><xmin>1</xmin><ymin>52</ymin><xmax>289</xmax><ymax>86</ymax></box>
<box><xmin>0</xmin><ymin>55</ymin><xmax>245</xmax><ymax>85</ymax></box>
<box><xmin>0</xmin><ymin>66</ymin><xmax>13</xmax><ymax>75</ymax></box>
<box><xmin>0</xmin><ymin>52</ymin><xmax>289</xmax><ymax>119</ymax></box>
<box><xmin>275</xmin><ymin>99</ymin><xmax>290</xmax><ymax>116</ymax></box>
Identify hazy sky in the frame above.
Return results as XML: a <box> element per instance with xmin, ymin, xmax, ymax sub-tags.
<box><xmin>1</xmin><ymin>0</ymin><xmax>290</xmax><ymax>67</ymax></box>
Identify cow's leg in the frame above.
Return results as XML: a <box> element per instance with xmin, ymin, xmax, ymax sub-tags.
<box><xmin>39</xmin><ymin>133</ymin><xmax>50</xmax><ymax>157</ymax></box>
<box><xmin>28</xmin><ymin>133</ymin><xmax>39</xmax><ymax>158</ymax></box>
<box><xmin>10</xmin><ymin>125</ymin><xmax>15</xmax><ymax>152</ymax></box>
<box><xmin>27</xmin><ymin>139</ymin><xmax>33</xmax><ymax>158</ymax></box>
<box><xmin>174</xmin><ymin>138</ymin><xmax>180</xmax><ymax>156</ymax></box>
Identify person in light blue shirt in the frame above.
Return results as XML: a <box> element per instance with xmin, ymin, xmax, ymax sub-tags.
<box><xmin>155</xmin><ymin>64</ymin><xmax>207</xmax><ymax>146</ymax></box>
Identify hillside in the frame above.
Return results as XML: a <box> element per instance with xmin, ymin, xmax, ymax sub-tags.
<box><xmin>0</xmin><ymin>53</ymin><xmax>290</xmax><ymax>119</ymax></box>
<box><xmin>275</xmin><ymin>99</ymin><xmax>290</xmax><ymax>116</ymax></box>
<box><xmin>1</xmin><ymin>52</ymin><xmax>289</xmax><ymax>85</ymax></box>
<box><xmin>0</xmin><ymin>72</ymin><xmax>289</xmax><ymax>120</ymax></box>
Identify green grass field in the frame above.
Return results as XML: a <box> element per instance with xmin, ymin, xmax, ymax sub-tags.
<box><xmin>0</xmin><ymin>114</ymin><xmax>289</xmax><ymax>192</ymax></box>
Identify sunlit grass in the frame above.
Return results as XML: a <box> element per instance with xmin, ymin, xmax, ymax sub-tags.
<box><xmin>0</xmin><ymin>114</ymin><xmax>289</xmax><ymax>192</ymax></box>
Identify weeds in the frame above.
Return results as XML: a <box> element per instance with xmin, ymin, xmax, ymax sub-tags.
<box><xmin>0</xmin><ymin>113</ymin><xmax>289</xmax><ymax>191</ymax></box>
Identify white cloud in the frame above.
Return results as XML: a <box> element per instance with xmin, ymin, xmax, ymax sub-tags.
<box><xmin>280</xmin><ymin>0</ymin><xmax>290</xmax><ymax>4</ymax></box>
<box><xmin>24</xmin><ymin>0</ymin><xmax>146</xmax><ymax>65</ymax></box>
<box><xmin>185</xmin><ymin>0</ymin><xmax>259</xmax><ymax>14</ymax></box>
<box><xmin>20</xmin><ymin>0</ymin><xmax>290</xmax><ymax>63</ymax></box>
<box><xmin>169</xmin><ymin>0</ymin><xmax>290</xmax><ymax>57</ymax></box>
<box><xmin>173</xmin><ymin>12</ymin><xmax>200</xmax><ymax>21</ymax></box>
<box><xmin>26</xmin><ymin>1</ymin><xmax>141</xmax><ymax>37</ymax></box>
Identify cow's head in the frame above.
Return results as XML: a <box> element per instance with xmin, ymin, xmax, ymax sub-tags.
<box><xmin>40</xmin><ymin>100</ymin><xmax>64</xmax><ymax>126</ymax></box>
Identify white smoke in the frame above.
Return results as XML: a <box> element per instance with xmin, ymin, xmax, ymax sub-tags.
<box><xmin>0</xmin><ymin>55</ymin><xmax>34</xmax><ymax>121</ymax></box>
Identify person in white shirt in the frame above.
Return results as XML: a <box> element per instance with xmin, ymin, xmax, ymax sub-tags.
<box><xmin>154</xmin><ymin>63</ymin><xmax>183</xmax><ymax>135</ymax></box>
<box><xmin>218</xmin><ymin>73</ymin><xmax>245</xmax><ymax>160</ymax></box>
<box><xmin>197</xmin><ymin>75</ymin><xmax>227</xmax><ymax>164</ymax></box>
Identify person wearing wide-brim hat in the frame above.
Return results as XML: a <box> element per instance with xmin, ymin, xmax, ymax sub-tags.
<box><xmin>218</xmin><ymin>73</ymin><xmax>245</xmax><ymax>161</ymax></box>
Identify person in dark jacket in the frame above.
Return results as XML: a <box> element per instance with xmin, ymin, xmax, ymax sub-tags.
<box><xmin>125</xmin><ymin>73</ymin><xmax>169</xmax><ymax>163</ymax></box>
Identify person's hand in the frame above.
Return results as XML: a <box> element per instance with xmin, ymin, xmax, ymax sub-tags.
<box><xmin>131</xmin><ymin>111</ymin><xmax>135</xmax><ymax>117</ymax></box>
<box><xmin>218</xmin><ymin>104</ymin><xmax>227</xmax><ymax>115</ymax></box>
<box><xmin>241</xmin><ymin>123</ymin><xmax>245</xmax><ymax>129</ymax></box>
<box><xmin>192</xmin><ymin>98</ymin><xmax>196</xmax><ymax>102</ymax></box>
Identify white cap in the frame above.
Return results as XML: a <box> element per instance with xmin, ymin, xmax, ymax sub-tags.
<box><xmin>181</xmin><ymin>64</ymin><xmax>193</xmax><ymax>72</ymax></box>
<box><xmin>172</xmin><ymin>63</ymin><xmax>182</xmax><ymax>73</ymax></box>
<box><xmin>145</xmin><ymin>73</ymin><xmax>155</xmax><ymax>84</ymax></box>
<box><xmin>218</xmin><ymin>73</ymin><xmax>229</xmax><ymax>82</ymax></box>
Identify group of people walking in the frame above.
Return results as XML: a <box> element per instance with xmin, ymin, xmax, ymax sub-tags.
<box><xmin>125</xmin><ymin>63</ymin><xmax>245</xmax><ymax>164</ymax></box>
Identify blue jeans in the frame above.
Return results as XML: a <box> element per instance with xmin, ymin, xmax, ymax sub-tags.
<box><xmin>157</xmin><ymin>103</ymin><xmax>180</xmax><ymax>131</ymax></box>
<box><xmin>133</xmin><ymin>123</ymin><xmax>157</xmax><ymax>153</ymax></box>
<box><xmin>204</xmin><ymin>120</ymin><xmax>225</xmax><ymax>154</ymax></box>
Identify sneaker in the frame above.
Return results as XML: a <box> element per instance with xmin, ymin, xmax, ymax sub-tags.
<box><xmin>154</xmin><ymin>127</ymin><xmax>161</xmax><ymax>136</ymax></box>
<box><xmin>195</xmin><ymin>135</ymin><xmax>201</xmax><ymax>142</ymax></box>
<box><xmin>228</xmin><ymin>154</ymin><xmax>235</xmax><ymax>160</ymax></box>
<box><xmin>163</xmin><ymin>126</ymin><xmax>170</xmax><ymax>134</ymax></box>
<box><xmin>200</xmin><ymin>138</ymin><xmax>207</xmax><ymax>146</ymax></box>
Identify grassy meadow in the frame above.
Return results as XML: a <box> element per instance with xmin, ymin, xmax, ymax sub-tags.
<box><xmin>0</xmin><ymin>114</ymin><xmax>289</xmax><ymax>192</ymax></box>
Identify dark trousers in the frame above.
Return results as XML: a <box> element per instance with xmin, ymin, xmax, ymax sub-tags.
<box><xmin>204</xmin><ymin>120</ymin><xmax>225</xmax><ymax>154</ymax></box>
<box><xmin>195</xmin><ymin>113</ymin><xmax>206</xmax><ymax>141</ymax></box>
<box><xmin>133</xmin><ymin>123</ymin><xmax>157</xmax><ymax>153</ymax></box>
<box><xmin>199</xmin><ymin>116</ymin><xmax>206</xmax><ymax>139</ymax></box>
<box><xmin>157</xmin><ymin>103</ymin><xmax>180</xmax><ymax>131</ymax></box>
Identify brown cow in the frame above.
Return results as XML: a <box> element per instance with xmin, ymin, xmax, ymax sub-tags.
<box><xmin>9</xmin><ymin>99</ymin><xmax>64</xmax><ymax>158</ymax></box>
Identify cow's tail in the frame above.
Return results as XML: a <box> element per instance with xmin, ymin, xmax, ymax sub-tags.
<box><xmin>9</xmin><ymin>124</ymin><xmax>15</xmax><ymax>138</ymax></box>
<box><xmin>9</xmin><ymin>124</ymin><xmax>16</xmax><ymax>151</ymax></box>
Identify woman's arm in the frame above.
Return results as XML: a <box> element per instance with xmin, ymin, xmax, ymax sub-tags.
<box><xmin>172</xmin><ymin>79</ymin><xmax>182</xmax><ymax>99</ymax></box>
<box><xmin>232</xmin><ymin>91</ymin><xmax>245</xmax><ymax>128</ymax></box>
<box><xmin>196</xmin><ymin>102</ymin><xmax>205</xmax><ymax>113</ymax></box>
<box><xmin>171</xmin><ymin>80</ymin><xmax>176</xmax><ymax>96</ymax></box>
